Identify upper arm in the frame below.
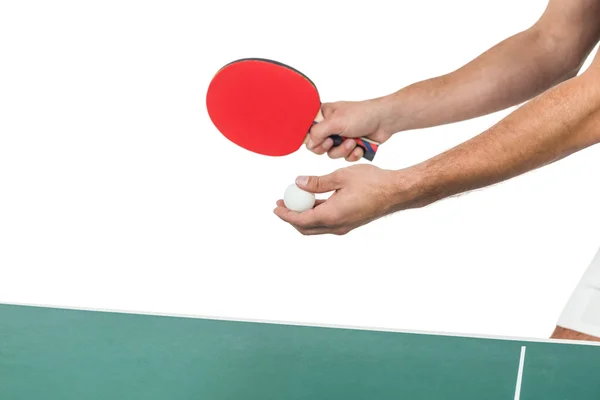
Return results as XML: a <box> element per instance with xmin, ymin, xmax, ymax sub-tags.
<box><xmin>533</xmin><ymin>0</ymin><xmax>600</xmax><ymax>72</ymax></box>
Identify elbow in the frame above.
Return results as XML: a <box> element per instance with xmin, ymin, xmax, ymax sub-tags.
<box><xmin>529</xmin><ymin>25</ymin><xmax>592</xmax><ymax>83</ymax></box>
<box><xmin>562</xmin><ymin>54</ymin><xmax>588</xmax><ymax>80</ymax></box>
<box><xmin>562</xmin><ymin>61</ymin><xmax>585</xmax><ymax>81</ymax></box>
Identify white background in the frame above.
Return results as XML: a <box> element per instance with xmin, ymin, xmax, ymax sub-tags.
<box><xmin>1</xmin><ymin>0</ymin><xmax>599</xmax><ymax>340</ymax></box>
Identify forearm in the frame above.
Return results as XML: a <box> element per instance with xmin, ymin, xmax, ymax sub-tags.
<box><xmin>378</xmin><ymin>26</ymin><xmax>585</xmax><ymax>134</ymax></box>
<box><xmin>403</xmin><ymin>66</ymin><xmax>600</xmax><ymax>208</ymax></box>
<box><xmin>551</xmin><ymin>326</ymin><xmax>600</xmax><ymax>342</ymax></box>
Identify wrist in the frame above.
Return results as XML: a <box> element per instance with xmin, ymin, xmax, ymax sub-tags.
<box><xmin>387</xmin><ymin>162</ymin><xmax>445</xmax><ymax>211</ymax></box>
<box><xmin>372</xmin><ymin>89</ymin><xmax>425</xmax><ymax>136</ymax></box>
<box><xmin>368</xmin><ymin>92</ymin><xmax>412</xmax><ymax>137</ymax></box>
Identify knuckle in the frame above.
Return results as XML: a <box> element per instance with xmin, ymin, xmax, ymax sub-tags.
<box><xmin>328</xmin><ymin>149</ymin><xmax>347</xmax><ymax>159</ymax></box>
<box><xmin>332</xmin><ymin>169</ymin><xmax>346</xmax><ymax>182</ymax></box>
<box><xmin>294</xmin><ymin>226</ymin><xmax>308</xmax><ymax>235</ymax></box>
<box><xmin>351</xmin><ymin>149</ymin><xmax>363</xmax><ymax>161</ymax></box>
<box><xmin>309</xmin><ymin>177</ymin><xmax>322</xmax><ymax>191</ymax></box>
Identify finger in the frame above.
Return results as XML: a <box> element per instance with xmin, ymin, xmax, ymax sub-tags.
<box><xmin>276</xmin><ymin>199</ymin><xmax>325</xmax><ymax>208</ymax></box>
<box><xmin>306</xmin><ymin>137</ymin><xmax>334</xmax><ymax>155</ymax></box>
<box><xmin>292</xmin><ymin>225</ymin><xmax>331</xmax><ymax>235</ymax></box>
<box><xmin>307</xmin><ymin>117</ymin><xmax>342</xmax><ymax>149</ymax></box>
<box><xmin>280</xmin><ymin>220</ymin><xmax>329</xmax><ymax>235</ymax></box>
<box><xmin>289</xmin><ymin>220</ymin><xmax>346</xmax><ymax>236</ymax></box>
<box><xmin>327</xmin><ymin>138</ymin><xmax>356</xmax><ymax>159</ymax></box>
<box><xmin>345</xmin><ymin>146</ymin><xmax>364</xmax><ymax>162</ymax></box>
<box><xmin>295</xmin><ymin>171</ymin><xmax>342</xmax><ymax>194</ymax></box>
<box><xmin>277</xmin><ymin>215</ymin><xmax>332</xmax><ymax>235</ymax></box>
<box><xmin>273</xmin><ymin>205</ymin><xmax>324</xmax><ymax>229</ymax></box>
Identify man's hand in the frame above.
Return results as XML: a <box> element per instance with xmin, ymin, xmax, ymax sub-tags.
<box><xmin>307</xmin><ymin>0</ymin><xmax>600</xmax><ymax>162</ymax></box>
<box><xmin>273</xmin><ymin>164</ymin><xmax>416</xmax><ymax>235</ymax></box>
<box><xmin>277</xmin><ymin>53</ymin><xmax>600</xmax><ymax>235</ymax></box>
<box><xmin>306</xmin><ymin>99</ymin><xmax>395</xmax><ymax>162</ymax></box>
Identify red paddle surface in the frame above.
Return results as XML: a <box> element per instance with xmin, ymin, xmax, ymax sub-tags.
<box><xmin>207</xmin><ymin>59</ymin><xmax>321</xmax><ymax>156</ymax></box>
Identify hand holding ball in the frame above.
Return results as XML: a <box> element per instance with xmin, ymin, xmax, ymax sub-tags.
<box><xmin>283</xmin><ymin>184</ymin><xmax>315</xmax><ymax>212</ymax></box>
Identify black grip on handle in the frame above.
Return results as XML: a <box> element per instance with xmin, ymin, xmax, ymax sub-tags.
<box><xmin>330</xmin><ymin>135</ymin><xmax>344</xmax><ymax>147</ymax></box>
<box><xmin>329</xmin><ymin>135</ymin><xmax>377</xmax><ymax>161</ymax></box>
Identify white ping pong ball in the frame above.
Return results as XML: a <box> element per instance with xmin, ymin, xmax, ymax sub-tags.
<box><xmin>283</xmin><ymin>184</ymin><xmax>315</xmax><ymax>212</ymax></box>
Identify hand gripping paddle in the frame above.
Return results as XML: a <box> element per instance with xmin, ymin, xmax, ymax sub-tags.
<box><xmin>206</xmin><ymin>58</ymin><xmax>380</xmax><ymax>161</ymax></box>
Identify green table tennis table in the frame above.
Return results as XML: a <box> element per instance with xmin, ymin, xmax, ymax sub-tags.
<box><xmin>0</xmin><ymin>303</ymin><xmax>599</xmax><ymax>399</ymax></box>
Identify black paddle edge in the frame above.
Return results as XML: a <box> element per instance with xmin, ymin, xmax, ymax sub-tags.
<box><xmin>215</xmin><ymin>57</ymin><xmax>319</xmax><ymax>94</ymax></box>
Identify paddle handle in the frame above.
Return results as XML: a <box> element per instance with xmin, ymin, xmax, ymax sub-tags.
<box><xmin>310</xmin><ymin>110</ymin><xmax>379</xmax><ymax>161</ymax></box>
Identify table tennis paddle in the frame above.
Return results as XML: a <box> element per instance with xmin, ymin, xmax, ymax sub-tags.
<box><xmin>206</xmin><ymin>58</ymin><xmax>380</xmax><ymax>161</ymax></box>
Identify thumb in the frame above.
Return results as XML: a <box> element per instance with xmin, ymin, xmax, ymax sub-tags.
<box><xmin>307</xmin><ymin>116</ymin><xmax>342</xmax><ymax>149</ymax></box>
<box><xmin>295</xmin><ymin>171</ymin><xmax>342</xmax><ymax>193</ymax></box>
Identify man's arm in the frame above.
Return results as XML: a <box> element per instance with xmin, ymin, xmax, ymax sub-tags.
<box><xmin>378</xmin><ymin>0</ymin><xmax>600</xmax><ymax>134</ymax></box>
<box><xmin>552</xmin><ymin>326</ymin><xmax>600</xmax><ymax>342</ymax></box>
<box><xmin>280</xmin><ymin>54</ymin><xmax>600</xmax><ymax>231</ymax></box>
<box><xmin>399</xmin><ymin>51</ymin><xmax>600</xmax><ymax>210</ymax></box>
